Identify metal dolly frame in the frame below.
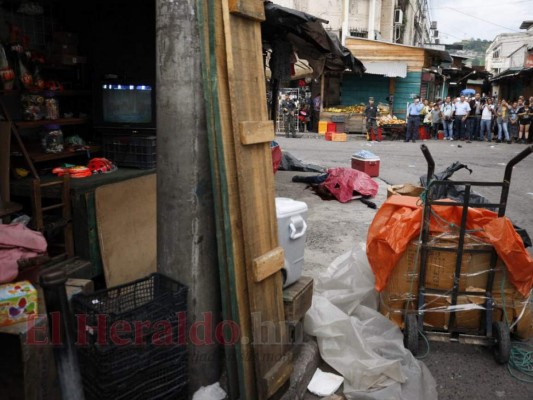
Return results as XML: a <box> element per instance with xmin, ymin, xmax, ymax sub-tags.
<box><xmin>403</xmin><ymin>144</ymin><xmax>533</xmax><ymax>364</ymax></box>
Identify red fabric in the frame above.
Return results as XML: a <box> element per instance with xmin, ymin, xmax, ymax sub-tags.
<box><xmin>366</xmin><ymin>196</ymin><xmax>533</xmax><ymax>297</ymax></box>
<box><xmin>323</xmin><ymin>167</ymin><xmax>378</xmax><ymax>203</ymax></box>
<box><xmin>271</xmin><ymin>144</ymin><xmax>282</xmax><ymax>174</ymax></box>
<box><xmin>0</xmin><ymin>224</ymin><xmax>47</xmax><ymax>283</ymax></box>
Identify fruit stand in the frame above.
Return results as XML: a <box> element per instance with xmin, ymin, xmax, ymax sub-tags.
<box><xmin>321</xmin><ymin>104</ymin><xmax>391</xmax><ymax>134</ymax></box>
<box><xmin>378</xmin><ymin>115</ymin><xmax>406</xmax><ymax>140</ymax></box>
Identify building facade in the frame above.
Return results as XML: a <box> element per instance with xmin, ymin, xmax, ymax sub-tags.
<box><xmin>272</xmin><ymin>0</ymin><xmax>432</xmax><ymax>46</ymax></box>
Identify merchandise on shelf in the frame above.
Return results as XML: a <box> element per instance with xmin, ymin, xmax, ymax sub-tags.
<box><xmin>21</xmin><ymin>93</ymin><xmax>45</xmax><ymax>120</ymax></box>
<box><xmin>41</xmin><ymin>124</ymin><xmax>64</xmax><ymax>153</ymax></box>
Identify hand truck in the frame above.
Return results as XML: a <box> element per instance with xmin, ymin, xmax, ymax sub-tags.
<box><xmin>403</xmin><ymin>144</ymin><xmax>533</xmax><ymax>364</ymax></box>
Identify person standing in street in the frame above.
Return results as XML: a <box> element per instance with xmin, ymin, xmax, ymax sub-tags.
<box><xmin>430</xmin><ymin>103</ymin><xmax>442</xmax><ymax>139</ymax></box>
<box><xmin>363</xmin><ymin>97</ymin><xmax>379</xmax><ymax>141</ymax></box>
<box><xmin>495</xmin><ymin>99</ymin><xmax>511</xmax><ymax>144</ymax></box>
<box><xmin>453</xmin><ymin>95</ymin><xmax>471</xmax><ymax>141</ymax></box>
<box><xmin>441</xmin><ymin>96</ymin><xmax>455</xmax><ymax>140</ymax></box>
<box><xmin>405</xmin><ymin>97</ymin><xmax>424</xmax><ymax>142</ymax></box>
<box><xmin>479</xmin><ymin>98</ymin><xmax>495</xmax><ymax>141</ymax></box>
<box><xmin>509</xmin><ymin>100</ymin><xmax>520</xmax><ymax>142</ymax></box>
<box><xmin>471</xmin><ymin>93</ymin><xmax>482</xmax><ymax>140</ymax></box>
<box><xmin>518</xmin><ymin>99</ymin><xmax>532</xmax><ymax>144</ymax></box>
<box><xmin>281</xmin><ymin>94</ymin><xmax>297</xmax><ymax>138</ymax></box>
<box><xmin>311</xmin><ymin>94</ymin><xmax>321</xmax><ymax>132</ymax></box>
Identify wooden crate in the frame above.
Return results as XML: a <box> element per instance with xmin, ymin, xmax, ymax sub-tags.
<box><xmin>283</xmin><ymin>275</ymin><xmax>314</xmax><ymax>322</ymax></box>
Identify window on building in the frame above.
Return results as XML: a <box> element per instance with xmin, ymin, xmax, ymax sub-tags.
<box><xmin>493</xmin><ymin>48</ymin><xmax>500</xmax><ymax>59</ymax></box>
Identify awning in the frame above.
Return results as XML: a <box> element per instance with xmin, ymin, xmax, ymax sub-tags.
<box><xmin>490</xmin><ymin>68</ymin><xmax>524</xmax><ymax>82</ymax></box>
<box><xmin>425</xmin><ymin>49</ymin><xmax>453</xmax><ymax>63</ymax></box>
<box><xmin>362</xmin><ymin>61</ymin><xmax>407</xmax><ymax>78</ymax></box>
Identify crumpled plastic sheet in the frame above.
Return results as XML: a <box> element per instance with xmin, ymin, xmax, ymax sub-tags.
<box><xmin>304</xmin><ymin>243</ymin><xmax>437</xmax><ymax>399</ymax></box>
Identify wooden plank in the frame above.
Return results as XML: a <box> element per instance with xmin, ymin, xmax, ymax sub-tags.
<box><xmin>221</xmin><ymin>1</ymin><xmax>293</xmax><ymax>398</ymax></box>
<box><xmin>262</xmin><ymin>352</ymin><xmax>294</xmax><ymax>399</ymax></box>
<box><xmin>197</xmin><ymin>1</ymin><xmax>241</xmax><ymax>397</ymax></box>
<box><xmin>253</xmin><ymin>246</ymin><xmax>284</xmax><ymax>282</ymax></box>
<box><xmin>229</xmin><ymin>0</ymin><xmax>265</xmax><ymax>21</ymax></box>
<box><xmin>239</xmin><ymin>120</ymin><xmax>275</xmax><ymax>144</ymax></box>
<box><xmin>283</xmin><ymin>276</ymin><xmax>314</xmax><ymax>322</ymax></box>
<box><xmin>203</xmin><ymin>1</ymin><xmax>257</xmax><ymax>397</ymax></box>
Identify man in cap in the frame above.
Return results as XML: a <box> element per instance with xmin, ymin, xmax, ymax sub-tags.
<box><xmin>364</xmin><ymin>97</ymin><xmax>380</xmax><ymax>141</ymax></box>
<box><xmin>405</xmin><ymin>96</ymin><xmax>424</xmax><ymax>142</ymax></box>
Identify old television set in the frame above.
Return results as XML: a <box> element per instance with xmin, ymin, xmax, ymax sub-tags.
<box><xmin>96</xmin><ymin>81</ymin><xmax>156</xmax><ymax>131</ymax></box>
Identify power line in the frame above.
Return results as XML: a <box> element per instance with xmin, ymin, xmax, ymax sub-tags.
<box><xmin>431</xmin><ymin>7</ymin><xmax>521</xmax><ymax>33</ymax></box>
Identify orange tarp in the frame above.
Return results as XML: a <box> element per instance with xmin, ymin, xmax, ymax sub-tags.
<box><xmin>367</xmin><ymin>196</ymin><xmax>533</xmax><ymax>297</ymax></box>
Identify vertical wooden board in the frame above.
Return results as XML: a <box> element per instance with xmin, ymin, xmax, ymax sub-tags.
<box><xmin>221</xmin><ymin>2</ymin><xmax>291</xmax><ymax>398</ymax></box>
<box><xmin>210</xmin><ymin>1</ymin><xmax>257</xmax><ymax>397</ymax></box>
<box><xmin>229</xmin><ymin>0</ymin><xmax>265</xmax><ymax>21</ymax></box>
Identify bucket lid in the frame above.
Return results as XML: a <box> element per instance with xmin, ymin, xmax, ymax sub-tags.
<box><xmin>275</xmin><ymin>197</ymin><xmax>308</xmax><ymax>218</ymax></box>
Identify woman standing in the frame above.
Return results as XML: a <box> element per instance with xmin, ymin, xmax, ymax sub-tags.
<box><xmin>518</xmin><ymin>99</ymin><xmax>532</xmax><ymax>144</ymax></box>
<box><xmin>496</xmin><ymin>99</ymin><xmax>511</xmax><ymax>144</ymax></box>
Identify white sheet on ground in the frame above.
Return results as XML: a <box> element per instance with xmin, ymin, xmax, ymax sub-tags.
<box><xmin>304</xmin><ymin>243</ymin><xmax>438</xmax><ymax>400</ymax></box>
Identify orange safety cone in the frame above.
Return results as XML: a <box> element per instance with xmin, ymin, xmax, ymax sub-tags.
<box><xmin>378</xmin><ymin>127</ymin><xmax>383</xmax><ymax>142</ymax></box>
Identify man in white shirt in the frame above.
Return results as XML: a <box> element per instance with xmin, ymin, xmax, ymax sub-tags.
<box><xmin>479</xmin><ymin>98</ymin><xmax>495</xmax><ymax>141</ymax></box>
<box><xmin>440</xmin><ymin>96</ymin><xmax>455</xmax><ymax>140</ymax></box>
<box><xmin>453</xmin><ymin>95</ymin><xmax>471</xmax><ymax>140</ymax></box>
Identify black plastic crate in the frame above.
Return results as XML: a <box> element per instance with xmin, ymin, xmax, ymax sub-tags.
<box><xmin>103</xmin><ymin>135</ymin><xmax>156</xmax><ymax>169</ymax></box>
<box><xmin>71</xmin><ymin>273</ymin><xmax>188</xmax><ymax>400</ymax></box>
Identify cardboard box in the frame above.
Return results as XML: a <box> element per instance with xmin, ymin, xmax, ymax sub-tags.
<box><xmin>388</xmin><ymin>235</ymin><xmax>494</xmax><ymax>296</ymax></box>
<box><xmin>0</xmin><ymin>281</ymin><xmax>38</xmax><ymax>327</ymax></box>
<box><xmin>351</xmin><ymin>155</ymin><xmax>380</xmax><ymax>177</ymax></box>
<box><xmin>387</xmin><ymin>183</ymin><xmax>425</xmax><ymax>199</ymax></box>
<box><xmin>332</xmin><ymin>132</ymin><xmax>347</xmax><ymax>142</ymax></box>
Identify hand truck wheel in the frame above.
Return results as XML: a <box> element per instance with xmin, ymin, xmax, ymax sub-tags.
<box><xmin>492</xmin><ymin>321</ymin><xmax>511</xmax><ymax>364</ymax></box>
<box><xmin>404</xmin><ymin>313</ymin><xmax>419</xmax><ymax>356</ymax></box>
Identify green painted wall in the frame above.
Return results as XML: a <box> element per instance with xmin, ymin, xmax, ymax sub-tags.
<box><xmin>341</xmin><ymin>74</ymin><xmax>389</xmax><ymax>105</ymax></box>
<box><xmin>341</xmin><ymin>72</ymin><xmax>422</xmax><ymax>118</ymax></box>
<box><xmin>393</xmin><ymin>72</ymin><xmax>422</xmax><ymax>118</ymax></box>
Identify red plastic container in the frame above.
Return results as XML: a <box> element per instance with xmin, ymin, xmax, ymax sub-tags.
<box><xmin>327</xmin><ymin>122</ymin><xmax>336</xmax><ymax>133</ymax></box>
<box><xmin>325</xmin><ymin>131</ymin><xmax>333</xmax><ymax>141</ymax></box>
<box><xmin>351</xmin><ymin>155</ymin><xmax>380</xmax><ymax>177</ymax></box>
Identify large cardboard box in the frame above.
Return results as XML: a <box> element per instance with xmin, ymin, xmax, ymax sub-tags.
<box><xmin>387</xmin><ymin>235</ymin><xmax>494</xmax><ymax>296</ymax></box>
<box><xmin>379</xmin><ymin>234</ymin><xmax>529</xmax><ymax>332</ymax></box>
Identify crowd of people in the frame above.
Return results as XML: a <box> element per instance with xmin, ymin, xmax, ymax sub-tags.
<box><xmin>405</xmin><ymin>93</ymin><xmax>533</xmax><ymax>144</ymax></box>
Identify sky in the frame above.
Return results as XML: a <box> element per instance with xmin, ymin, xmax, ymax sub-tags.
<box><xmin>429</xmin><ymin>0</ymin><xmax>532</xmax><ymax>43</ymax></box>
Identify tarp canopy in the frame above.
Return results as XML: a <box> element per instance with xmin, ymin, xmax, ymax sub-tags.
<box><xmin>262</xmin><ymin>1</ymin><xmax>365</xmax><ymax>80</ymax></box>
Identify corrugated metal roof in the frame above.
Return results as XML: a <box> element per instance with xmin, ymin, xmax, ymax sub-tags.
<box><xmin>363</xmin><ymin>61</ymin><xmax>408</xmax><ymax>78</ymax></box>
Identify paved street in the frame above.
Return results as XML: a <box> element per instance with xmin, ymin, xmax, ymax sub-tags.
<box><xmin>274</xmin><ymin>134</ymin><xmax>533</xmax><ymax>400</ymax></box>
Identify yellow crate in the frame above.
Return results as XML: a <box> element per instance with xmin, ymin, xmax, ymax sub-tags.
<box><xmin>318</xmin><ymin>120</ymin><xmax>328</xmax><ymax>134</ymax></box>
<box><xmin>331</xmin><ymin>133</ymin><xmax>347</xmax><ymax>142</ymax></box>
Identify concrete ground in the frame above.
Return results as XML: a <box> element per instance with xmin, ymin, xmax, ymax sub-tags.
<box><xmin>274</xmin><ymin>133</ymin><xmax>533</xmax><ymax>400</ymax></box>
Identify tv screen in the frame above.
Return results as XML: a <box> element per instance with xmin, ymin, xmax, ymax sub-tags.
<box><xmin>102</xmin><ymin>83</ymin><xmax>153</xmax><ymax>124</ymax></box>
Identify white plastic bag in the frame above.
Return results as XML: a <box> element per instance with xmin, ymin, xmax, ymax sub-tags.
<box><xmin>304</xmin><ymin>243</ymin><xmax>437</xmax><ymax>399</ymax></box>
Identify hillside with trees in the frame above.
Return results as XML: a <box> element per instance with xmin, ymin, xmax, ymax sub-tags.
<box><xmin>450</xmin><ymin>39</ymin><xmax>492</xmax><ymax>66</ymax></box>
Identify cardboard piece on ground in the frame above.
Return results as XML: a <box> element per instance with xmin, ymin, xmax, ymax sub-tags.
<box><xmin>386</xmin><ymin>184</ymin><xmax>424</xmax><ymax>199</ymax></box>
<box><xmin>95</xmin><ymin>173</ymin><xmax>156</xmax><ymax>287</ymax></box>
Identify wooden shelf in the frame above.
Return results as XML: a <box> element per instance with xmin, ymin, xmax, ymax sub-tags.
<box><xmin>24</xmin><ymin>145</ymin><xmax>102</xmax><ymax>163</ymax></box>
<box><xmin>14</xmin><ymin>117</ymin><xmax>90</xmax><ymax>128</ymax></box>
<box><xmin>0</xmin><ymin>89</ymin><xmax>91</xmax><ymax>96</ymax></box>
